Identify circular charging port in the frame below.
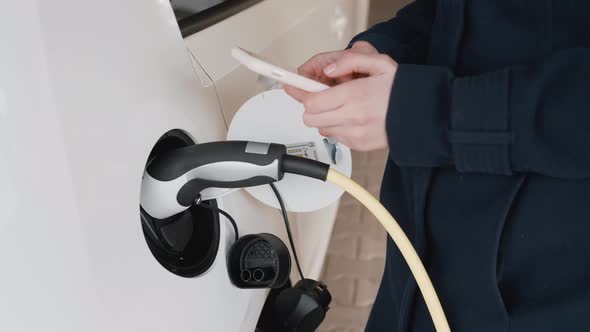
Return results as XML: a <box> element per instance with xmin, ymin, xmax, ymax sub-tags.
<box><xmin>140</xmin><ymin>129</ymin><xmax>220</xmax><ymax>278</ymax></box>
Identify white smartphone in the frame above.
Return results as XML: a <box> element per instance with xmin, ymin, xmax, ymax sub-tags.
<box><xmin>231</xmin><ymin>46</ymin><xmax>329</xmax><ymax>93</ymax></box>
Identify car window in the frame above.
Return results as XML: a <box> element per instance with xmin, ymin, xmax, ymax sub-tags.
<box><xmin>171</xmin><ymin>0</ymin><xmax>228</xmax><ymax>21</ymax></box>
<box><xmin>172</xmin><ymin>0</ymin><xmax>263</xmax><ymax>37</ymax></box>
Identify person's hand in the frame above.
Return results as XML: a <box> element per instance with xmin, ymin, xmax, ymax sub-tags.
<box><xmin>285</xmin><ymin>52</ymin><xmax>398</xmax><ymax>151</ymax></box>
<box><xmin>294</xmin><ymin>41</ymin><xmax>379</xmax><ymax>86</ymax></box>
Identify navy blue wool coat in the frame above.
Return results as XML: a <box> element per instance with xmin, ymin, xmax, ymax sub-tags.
<box><xmin>349</xmin><ymin>1</ymin><xmax>590</xmax><ymax>331</ymax></box>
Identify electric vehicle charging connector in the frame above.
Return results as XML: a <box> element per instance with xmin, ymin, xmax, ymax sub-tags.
<box><xmin>139</xmin><ymin>140</ymin><xmax>451</xmax><ymax>332</ymax></box>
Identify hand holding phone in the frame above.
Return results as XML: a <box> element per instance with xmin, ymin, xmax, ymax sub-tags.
<box><xmin>231</xmin><ymin>47</ymin><xmax>330</xmax><ymax>93</ymax></box>
<box><xmin>232</xmin><ymin>47</ymin><xmax>341</xmax><ymax>164</ymax></box>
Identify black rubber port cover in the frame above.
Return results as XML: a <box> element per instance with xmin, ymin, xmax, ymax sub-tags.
<box><xmin>228</xmin><ymin>233</ymin><xmax>291</xmax><ymax>289</ymax></box>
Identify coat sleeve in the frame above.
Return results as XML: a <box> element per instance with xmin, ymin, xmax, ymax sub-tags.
<box><xmin>388</xmin><ymin>48</ymin><xmax>590</xmax><ymax>179</ymax></box>
<box><xmin>348</xmin><ymin>0</ymin><xmax>435</xmax><ymax>63</ymax></box>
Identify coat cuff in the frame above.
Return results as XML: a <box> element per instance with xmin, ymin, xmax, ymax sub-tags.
<box><xmin>387</xmin><ymin>64</ymin><xmax>453</xmax><ymax>167</ymax></box>
<box><xmin>388</xmin><ymin>65</ymin><xmax>513</xmax><ymax>175</ymax></box>
<box><xmin>450</xmin><ymin>70</ymin><xmax>513</xmax><ymax>175</ymax></box>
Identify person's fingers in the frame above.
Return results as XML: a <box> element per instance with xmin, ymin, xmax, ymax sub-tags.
<box><xmin>283</xmin><ymin>85</ymin><xmax>310</xmax><ymax>104</ymax></box>
<box><xmin>335</xmin><ymin>73</ymin><xmax>355</xmax><ymax>84</ymax></box>
<box><xmin>297</xmin><ymin>51</ymin><xmax>342</xmax><ymax>76</ymax></box>
<box><xmin>303</xmin><ymin>105</ymin><xmax>366</xmax><ymax>128</ymax></box>
<box><xmin>349</xmin><ymin>41</ymin><xmax>379</xmax><ymax>55</ymax></box>
<box><xmin>323</xmin><ymin>53</ymin><xmax>396</xmax><ymax>78</ymax></box>
<box><xmin>318</xmin><ymin>126</ymin><xmax>344</xmax><ymax>139</ymax></box>
<box><xmin>297</xmin><ymin>53</ymin><xmax>321</xmax><ymax>76</ymax></box>
<box><xmin>300</xmin><ymin>80</ymin><xmax>362</xmax><ymax>114</ymax></box>
<box><xmin>322</xmin><ymin>125</ymin><xmax>373</xmax><ymax>150</ymax></box>
<box><xmin>317</xmin><ymin>127</ymin><xmax>354</xmax><ymax>148</ymax></box>
<box><xmin>297</xmin><ymin>50</ymin><xmax>351</xmax><ymax>85</ymax></box>
<box><xmin>303</xmin><ymin>108</ymin><xmax>342</xmax><ymax>128</ymax></box>
<box><xmin>296</xmin><ymin>50</ymin><xmax>385</xmax><ymax>85</ymax></box>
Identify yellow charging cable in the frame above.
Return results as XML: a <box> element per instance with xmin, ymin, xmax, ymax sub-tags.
<box><xmin>327</xmin><ymin>168</ymin><xmax>451</xmax><ymax>332</ymax></box>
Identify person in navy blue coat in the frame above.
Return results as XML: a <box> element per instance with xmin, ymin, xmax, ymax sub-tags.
<box><xmin>286</xmin><ymin>1</ymin><xmax>590</xmax><ymax>331</ymax></box>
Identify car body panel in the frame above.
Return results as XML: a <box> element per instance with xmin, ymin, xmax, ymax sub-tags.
<box><xmin>0</xmin><ymin>0</ymin><xmax>367</xmax><ymax>331</ymax></box>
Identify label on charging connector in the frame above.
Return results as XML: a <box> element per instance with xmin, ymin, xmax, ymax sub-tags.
<box><xmin>286</xmin><ymin>142</ymin><xmax>319</xmax><ymax>161</ymax></box>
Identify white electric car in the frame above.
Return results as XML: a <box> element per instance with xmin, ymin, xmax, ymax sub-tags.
<box><xmin>0</xmin><ymin>0</ymin><xmax>368</xmax><ymax>331</ymax></box>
